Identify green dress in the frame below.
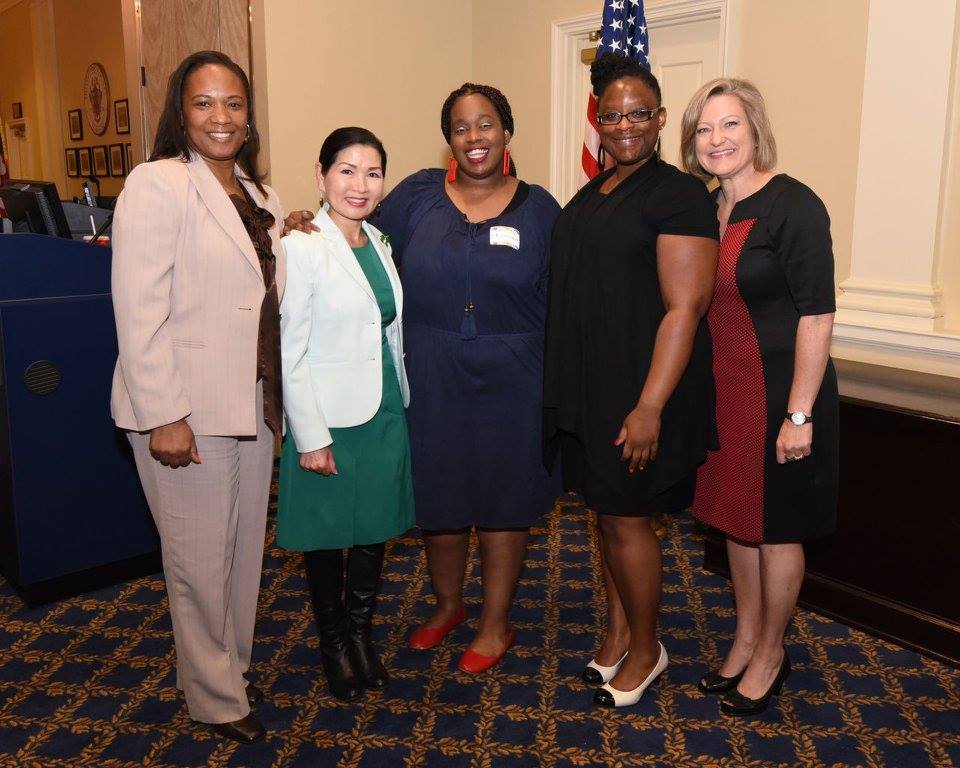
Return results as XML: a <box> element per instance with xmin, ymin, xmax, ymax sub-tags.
<box><xmin>276</xmin><ymin>241</ymin><xmax>415</xmax><ymax>550</ymax></box>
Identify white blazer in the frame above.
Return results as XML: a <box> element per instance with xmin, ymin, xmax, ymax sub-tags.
<box><xmin>280</xmin><ymin>208</ymin><xmax>409</xmax><ymax>453</ymax></box>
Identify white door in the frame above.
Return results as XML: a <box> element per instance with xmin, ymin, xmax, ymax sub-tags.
<box><xmin>551</xmin><ymin>3</ymin><xmax>725</xmax><ymax>205</ymax></box>
<box><xmin>649</xmin><ymin>18</ymin><xmax>723</xmax><ymax>169</ymax></box>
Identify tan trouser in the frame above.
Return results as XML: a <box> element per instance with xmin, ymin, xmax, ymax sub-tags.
<box><xmin>127</xmin><ymin>384</ymin><xmax>273</xmax><ymax>723</ymax></box>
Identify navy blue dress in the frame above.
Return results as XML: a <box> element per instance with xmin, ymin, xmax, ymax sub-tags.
<box><xmin>375</xmin><ymin>169</ymin><xmax>562</xmax><ymax>530</ymax></box>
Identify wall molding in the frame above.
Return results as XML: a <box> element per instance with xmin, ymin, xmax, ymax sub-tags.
<box><xmin>837</xmin><ymin>277</ymin><xmax>944</xmax><ymax>333</ymax></box>
<box><xmin>645</xmin><ymin>0</ymin><xmax>724</xmax><ymax>27</ymax></box>
<box><xmin>832</xmin><ymin>314</ymin><xmax>960</xmax><ymax>379</ymax></box>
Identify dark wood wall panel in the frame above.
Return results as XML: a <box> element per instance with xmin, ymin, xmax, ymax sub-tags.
<box><xmin>703</xmin><ymin>398</ymin><xmax>960</xmax><ymax>667</ymax></box>
<box><xmin>139</xmin><ymin>0</ymin><xmax>249</xmax><ymax>150</ymax></box>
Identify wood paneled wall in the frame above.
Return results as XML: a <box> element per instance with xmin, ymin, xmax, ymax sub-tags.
<box><xmin>139</xmin><ymin>0</ymin><xmax>249</xmax><ymax>150</ymax></box>
<box><xmin>703</xmin><ymin>398</ymin><xmax>960</xmax><ymax>668</ymax></box>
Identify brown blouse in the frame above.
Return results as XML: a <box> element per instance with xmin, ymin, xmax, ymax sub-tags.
<box><xmin>230</xmin><ymin>188</ymin><xmax>282</xmax><ymax>436</ymax></box>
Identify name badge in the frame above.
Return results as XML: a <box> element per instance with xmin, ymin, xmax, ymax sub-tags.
<box><xmin>490</xmin><ymin>226</ymin><xmax>520</xmax><ymax>250</ymax></box>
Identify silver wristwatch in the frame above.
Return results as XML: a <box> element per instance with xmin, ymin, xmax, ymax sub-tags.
<box><xmin>785</xmin><ymin>411</ymin><xmax>812</xmax><ymax>426</ymax></box>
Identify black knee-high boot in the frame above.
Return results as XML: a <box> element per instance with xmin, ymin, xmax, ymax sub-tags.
<box><xmin>345</xmin><ymin>543</ymin><xmax>389</xmax><ymax>690</ymax></box>
<box><xmin>303</xmin><ymin>549</ymin><xmax>362</xmax><ymax>702</ymax></box>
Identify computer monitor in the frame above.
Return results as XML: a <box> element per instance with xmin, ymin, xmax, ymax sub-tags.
<box><xmin>0</xmin><ymin>179</ymin><xmax>71</xmax><ymax>238</ymax></box>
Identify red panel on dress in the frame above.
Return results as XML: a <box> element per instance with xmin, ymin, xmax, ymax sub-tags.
<box><xmin>693</xmin><ymin>218</ymin><xmax>766</xmax><ymax>543</ymax></box>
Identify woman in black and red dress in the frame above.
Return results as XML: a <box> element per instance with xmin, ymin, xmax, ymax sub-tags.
<box><xmin>680</xmin><ymin>78</ymin><xmax>838</xmax><ymax>716</ymax></box>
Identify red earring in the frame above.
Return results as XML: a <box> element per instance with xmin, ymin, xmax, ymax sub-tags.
<box><xmin>502</xmin><ymin>148</ymin><xmax>511</xmax><ymax>176</ymax></box>
<box><xmin>446</xmin><ymin>157</ymin><xmax>458</xmax><ymax>183</ymax></box>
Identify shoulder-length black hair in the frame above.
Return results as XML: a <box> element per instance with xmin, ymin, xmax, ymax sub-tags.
<box><xmin>318</xmin><ymin>127</ymin><xmax>387</xmax><ymax>175</ymax></box>
<box><xmin>150</xmin><ymin>50</ymin><xmax>266</xmax><ymax>194</ymax></box>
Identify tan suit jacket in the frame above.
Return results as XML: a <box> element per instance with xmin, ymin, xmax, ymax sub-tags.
<box><xmin>110</xmin><ymin>153</ymin><xmax>286</xmax><ymax>436</ymax></box>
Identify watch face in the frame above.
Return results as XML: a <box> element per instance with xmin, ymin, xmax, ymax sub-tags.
<box><xmin>791</xmin><ymin>412</ymin><xmax>805</xmax><ymax>425</ymax></box>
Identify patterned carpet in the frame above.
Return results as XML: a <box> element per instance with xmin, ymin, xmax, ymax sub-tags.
<box><xmin>0</xmin><ymin>494</ymin><xmax>958</xmax><ymax>768</ymax></box>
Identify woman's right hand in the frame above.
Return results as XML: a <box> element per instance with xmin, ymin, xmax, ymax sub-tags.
<box><xmin>282</xmin><ymin>210</ymin><xmax>319</xmax><ymax>236</ymax></box>
<box><xmin>614</xmin><ymin>402</ymin><xmax>662</xmax><ymax>473</ymax></box>
<box><xmin>300</xmin><ymin>447</ymin><xmax>337</xmax><ymax>475</ymax></box>
<box><xmin>149</xmin><ymin>419</ymin><xmax>201</xmax><ymax>467</ymax></box>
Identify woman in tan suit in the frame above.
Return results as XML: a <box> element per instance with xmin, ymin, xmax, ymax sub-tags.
<box><xmin>110</xmin><ymin>50</ymin><xmax>283</xmax><ymax>744</ymax></box>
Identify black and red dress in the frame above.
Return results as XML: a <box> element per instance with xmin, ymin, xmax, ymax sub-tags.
<box><xmin>692</xmin><ymin>175</ymin><xmax>838</xmax><ymax>544</ymax></box>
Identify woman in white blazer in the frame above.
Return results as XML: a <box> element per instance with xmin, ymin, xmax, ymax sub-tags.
<box><xmin>111</xmin><ymin>52</ymin><xmax>282</xmax><ymax>744</ymax></box>
<box><xmin>277</xmin><ymin>127</ymin><xmax>413</xmax><ymax>702</ymax></box>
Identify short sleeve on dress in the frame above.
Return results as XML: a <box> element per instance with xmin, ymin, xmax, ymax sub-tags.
<box><xmin>646</xmin><ymin>171</ymin><xmax>719</xmax><ymax>240</ymax></box>
<box><xmin>770</xmin><ymin>183</ymin><xmax>837</xmax><ymax>316</ymax></box>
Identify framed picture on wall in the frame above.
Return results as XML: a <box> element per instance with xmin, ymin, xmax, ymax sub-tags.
<box><xmin>126</xmin><ymin>143</ymin><xmax>133</xmax><ymax>172</ymax></box>
<box><xmin>114</xmin><ymin>99</ymin><xmax>130</xmax><ymax>135</ymax></box>
<box><xmin>68</xmin><ymin>109</ymin><xmax>83</xmax><ymax>141</ymax></box>
<box><xmin>12</xmin><ymin>102</ymin><xmax>23</xmax><ymax>120</ymax></box>
<box><xmin>109</xmin><ymin>143</ymin><xmax>126</xmax><ymax>177</ymax></box>
<box><xmin>78</xmin><ymin>147</ymin><xmax>92</xmax><ymax>177</ymax></box>
<box><xmin>91</xmin><ymin>145</ymin><xmax>108</xmax><ymax>177</ymax></box>
<box><xmin>65</xmin><ymin>148</ymin><xmax>79</xmax><ymax>177</ymax></box>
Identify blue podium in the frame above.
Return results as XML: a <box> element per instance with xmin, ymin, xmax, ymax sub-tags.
<box><xmin>0</xmin><ymin>234</ymin><xmax>159</xmax><ymax>604</ymax></box>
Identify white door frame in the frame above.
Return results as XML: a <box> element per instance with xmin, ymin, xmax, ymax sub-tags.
<box><xmin>549</xmin><ymin>0</ymin><xmax>730</xmax><ymax>205</ymax></box>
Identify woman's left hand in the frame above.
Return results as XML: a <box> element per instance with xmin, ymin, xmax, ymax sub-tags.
<box><xmin>776</xmin><ymin>421</ymin><xmax>813</xmax><ymax>464</ymax></box>
<box><xmin>282</xmin><ymin>210</ymin><xmax>319</xmax><ymax>236</ymax></box>
<box><xmin>614</xmin><ymin>402</ymin><xmax>662</xmax><ymax>473</ymax></box>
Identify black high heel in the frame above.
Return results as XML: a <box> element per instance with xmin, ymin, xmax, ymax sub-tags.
<box><xmin>697</xmin><ymin>668</ymin><xmax>744</xmax><ymax>695</ymax></box>
<box><xmin>720</xmin><ymin>651</ymin><xmax>790</xmax><ymax>716</ymax></box>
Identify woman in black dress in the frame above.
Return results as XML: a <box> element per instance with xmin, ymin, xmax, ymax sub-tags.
<box><xmin>680</xmin><ymin>78</ymin><xmax>838</xmax><ymax>716</ymax></box>
<box><xmin>544</xmin><ymin>54</ymin><xmax>719</xmax><ymax>708</ymax></box>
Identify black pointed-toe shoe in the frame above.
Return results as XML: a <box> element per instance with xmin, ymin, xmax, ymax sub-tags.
<box><xmin>697</xmin><ymin>668</ymin><xmax>744</xmax><ymax>695</ymax></box>
<box><xmin>720</xmin><ymin>652</ymin><xmax>790</xmax><ymax>716</ymax></box>
<box><xmin>211</xmin><ymin>712</ymin><xmax>266</xmax><ymax>743</ymax></box>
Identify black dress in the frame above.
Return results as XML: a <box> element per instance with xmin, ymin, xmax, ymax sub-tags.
<box><xmin>544</xmin><ymin>156</ymin><xmax>719</xmax><ymax>516</ymax></box>
<box><xmin>692</xmin><ymin>174</ymin><xmax>838</xmax><ymax>543</ymax></box>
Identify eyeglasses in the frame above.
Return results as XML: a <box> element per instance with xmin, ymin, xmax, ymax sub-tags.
<box><xmin>596</xmin><ymin>107</ymin><xmax>662</xmax><ymax>126</ymax></box>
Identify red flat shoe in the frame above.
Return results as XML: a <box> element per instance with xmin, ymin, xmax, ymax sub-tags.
<box><xmin>457</xmin><ymin>630</ymin><xmax>515</xmax><ymax>674</ymax></box>
<box><xmin>408</xmin><ymin>607</ymin><xmax>467</xmax><ymax>650</ymax></box>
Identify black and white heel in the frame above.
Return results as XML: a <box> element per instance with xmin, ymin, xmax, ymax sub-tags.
<box><xmin>581</xmin><ymin>651</ymin><xmax>628</xmax><ymax>685</ymax></box>
<box><xmin>594</xmin><ymin>642</ymin><xmax>668</xmax><ymax>708</ymax></box>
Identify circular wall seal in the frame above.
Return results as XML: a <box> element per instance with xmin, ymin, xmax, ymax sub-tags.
<box><xmin>83</xmin><ymin>62</ymin><xmax>110</xmax><ymax>136</ymax></box>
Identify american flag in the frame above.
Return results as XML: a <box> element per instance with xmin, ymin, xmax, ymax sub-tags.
<box><xmin>581</xmin><ymin>0</ymin><xmax>651</xmax><ymax>182</ymax></box>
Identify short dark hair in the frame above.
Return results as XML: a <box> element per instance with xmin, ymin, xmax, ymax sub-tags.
<box><xmin>150</xmin><ymin>50</ymin><xmax>265</xmax><ymax>195</ymax></box>
<box><xmin>590</xmin><ymin>52</ymin><xmax>662</xmax><ymax>105</ymax></box>
<box><xmin>440</xmin><ymin>83</ymin><xmax>515</xmax><ymax>143</ymax></box>
<box><xmin>317</xmin><ymin>127</ymin><xmax>387</xmax><ymax>175</ymax></box>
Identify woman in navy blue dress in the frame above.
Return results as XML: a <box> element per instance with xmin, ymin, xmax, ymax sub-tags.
<box><xmin>375</xmin><ymin>83</ymin><xmax>561</xmax><ymax>673</ymax></box>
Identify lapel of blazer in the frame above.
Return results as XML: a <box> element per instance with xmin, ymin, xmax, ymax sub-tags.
<box><xmin>185</xmin><ymin>153</ymin><xmax>262</xmax><ymax>278</ymax></box>
<box><xmin>316</xmin><ymin>208</ymin><xmax>376</xmax><ymax>302</ymax></box>
<box><xmin>363</xmin><ymin>220</ymin><xmax>402</xmax><ymax>318</ymax></box>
